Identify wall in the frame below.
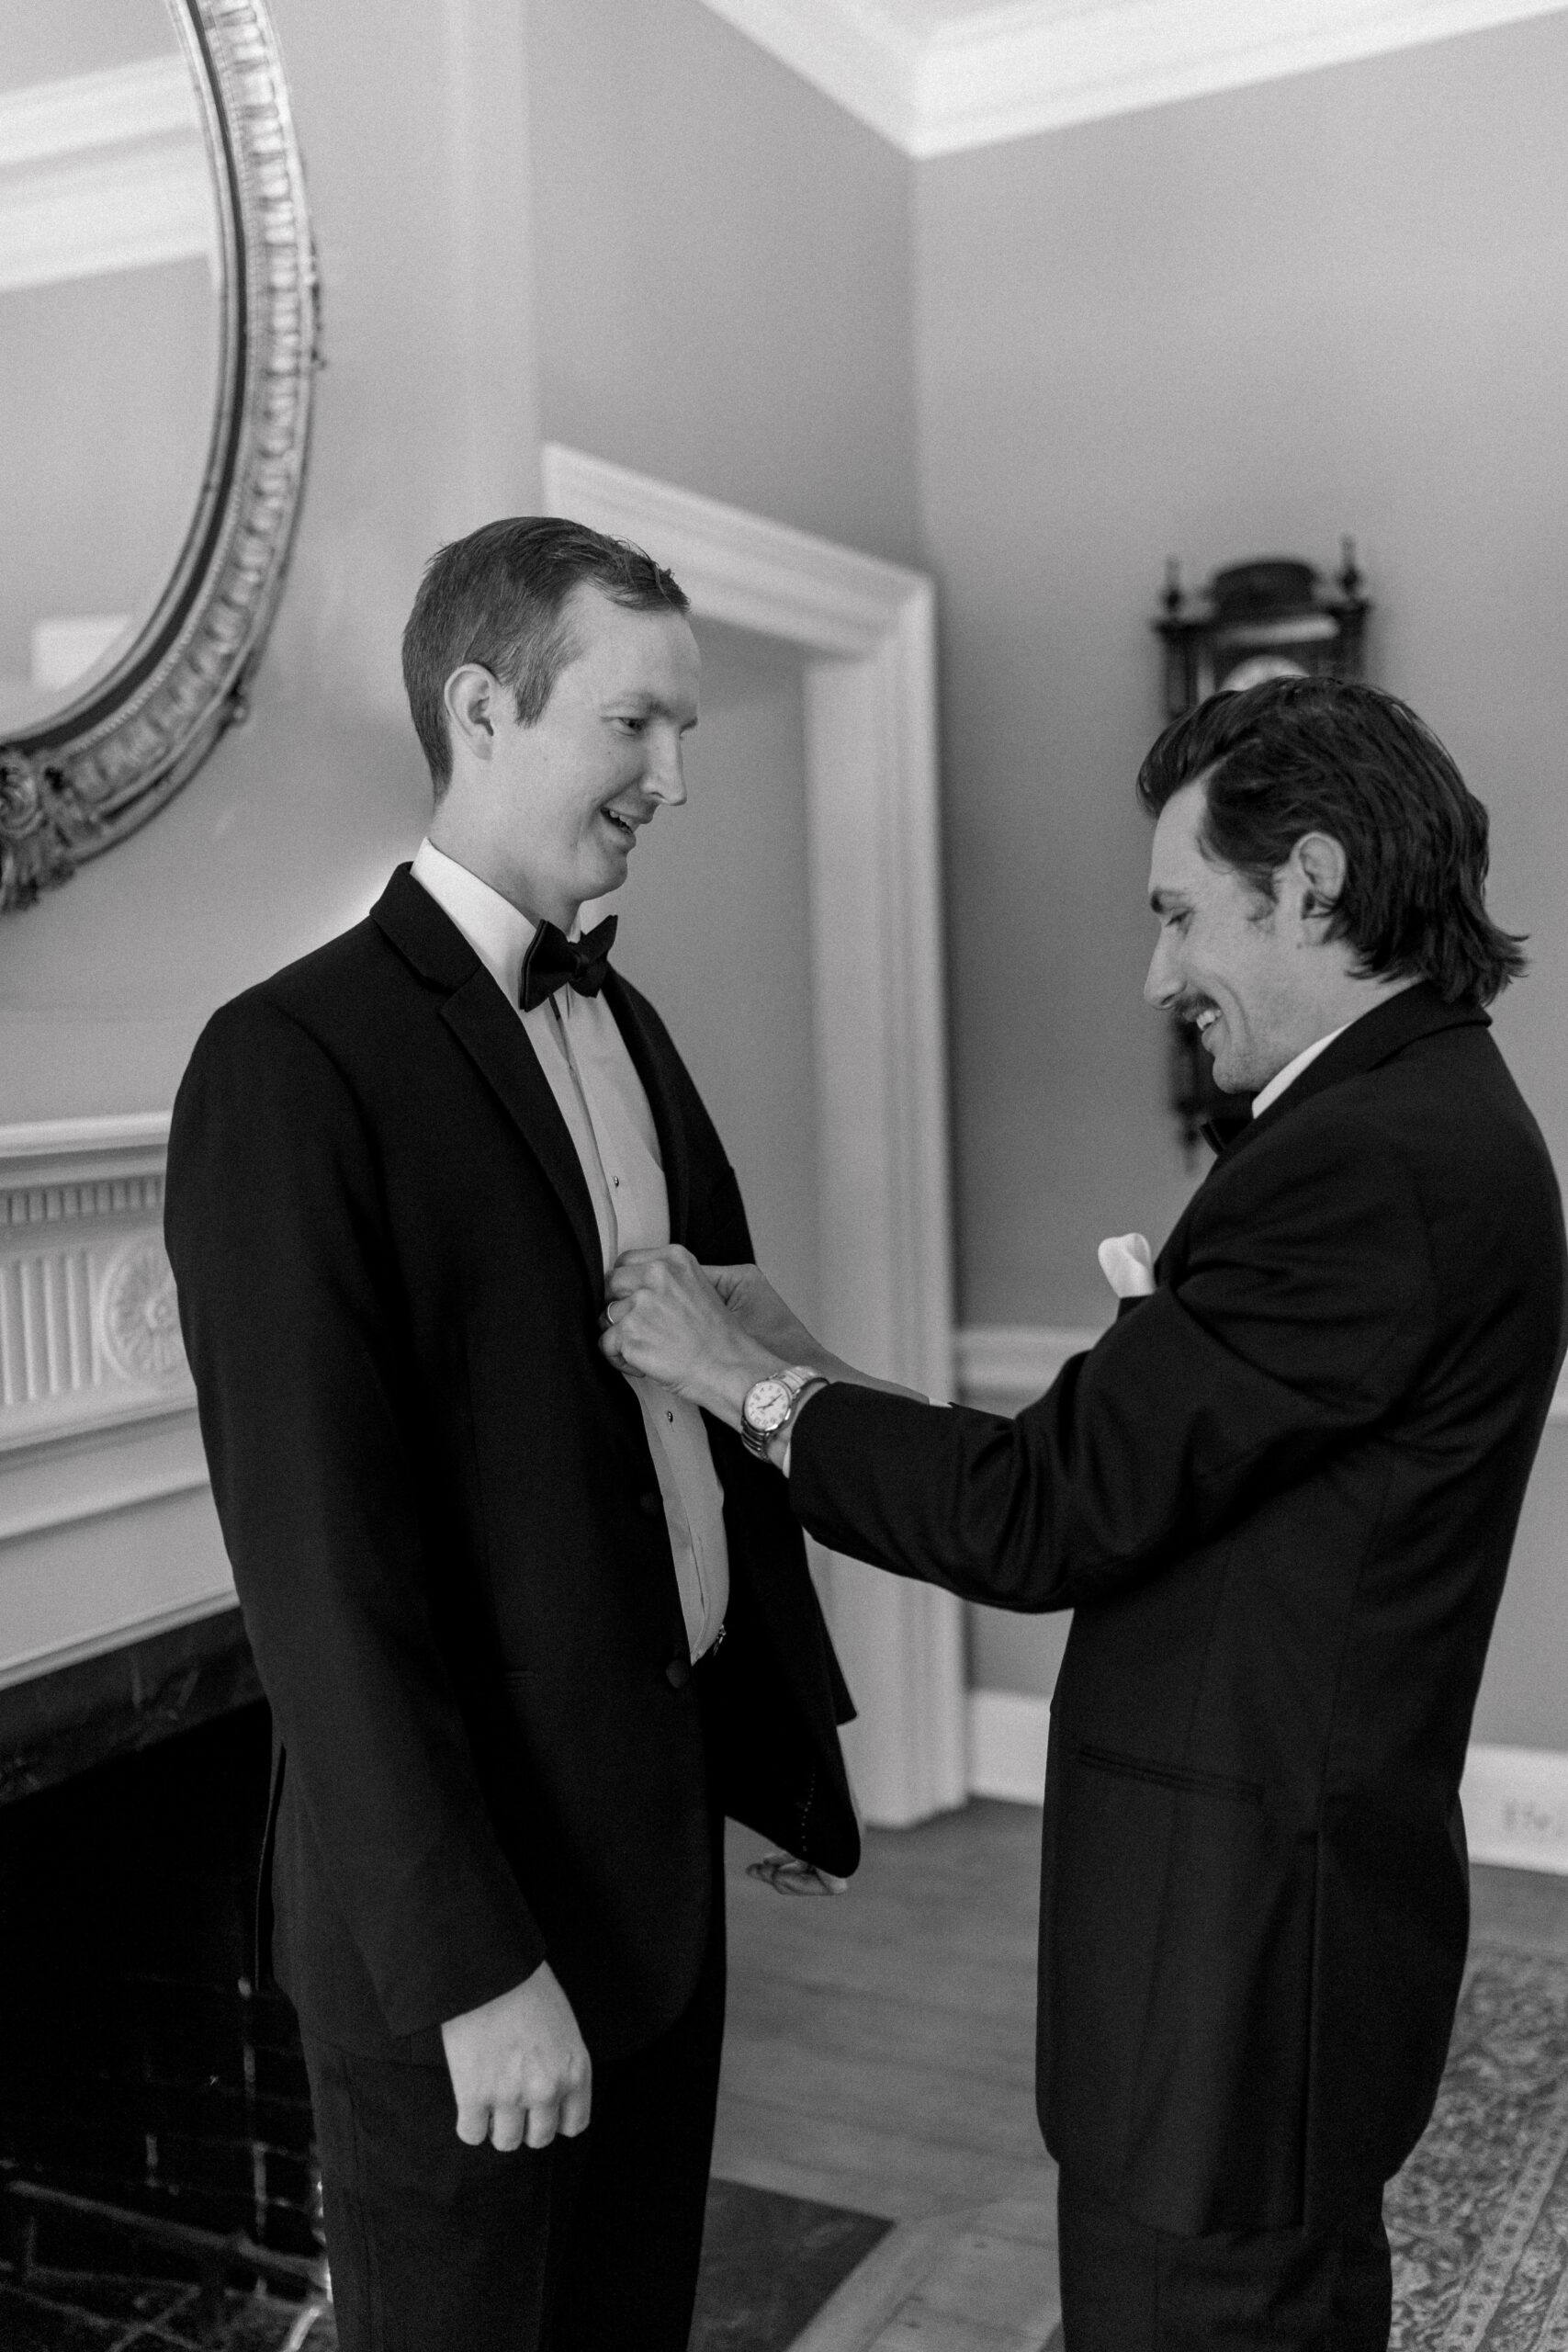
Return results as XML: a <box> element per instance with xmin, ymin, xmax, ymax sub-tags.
<box><xmin>915</xmin><ymin>13</ymin><xmax>1568</xmax><ymax>1713</ymax></box>
<box><xmin>527</xmin><ymin>0</ymin><xmax>919</xmax><ymax>568</ymax></box>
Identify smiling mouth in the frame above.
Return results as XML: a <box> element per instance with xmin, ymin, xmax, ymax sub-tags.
<box><xmin>603</xmin><ymin>808</ymin><xmax>637</xmax><ymax>844</ymax></box>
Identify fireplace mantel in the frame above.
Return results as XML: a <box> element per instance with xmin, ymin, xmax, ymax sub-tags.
<box><xmin>0</xmin><ymin>1114</ymin><xmax>232</xmax><ymax>1690</ymax></box>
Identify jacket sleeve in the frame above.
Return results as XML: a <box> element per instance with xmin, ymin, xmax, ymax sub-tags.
<box><xmin>789</xmin><ymin>1112</ymin><xmax>1436</xmax><ymax>1612</ymax></box>
<box><xmin>165</xmin><ymin>997</ymin><xmax>546</xmax><ymax>2035</ymax></box>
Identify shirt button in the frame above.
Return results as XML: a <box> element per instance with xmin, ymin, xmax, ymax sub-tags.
<box><xmin>639</xmin><ymin>1491</ymin><xmax>662</xmax><ymax>1519</ymax></box>
<box><xmin>665</xmin><ymin>1657</ymin><xmax>692</xmax><ymax>1690</ymax></box>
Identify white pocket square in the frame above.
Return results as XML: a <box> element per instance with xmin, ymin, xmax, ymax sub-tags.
<box><xmin>1098</xmin><ymin>1232</ymin><xmax>1155</xmax><ymax>1299</ymax></box>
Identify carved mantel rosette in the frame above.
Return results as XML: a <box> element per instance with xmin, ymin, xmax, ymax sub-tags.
<box><xmin>0</xmin><ymin>1118</ymin><xmax>194</xmax><ymax>1452</ymax></box>
<box><xmin>0</xmin><ymin>0</ymin><xmax>319</xmax><ymax>913</ymax></box>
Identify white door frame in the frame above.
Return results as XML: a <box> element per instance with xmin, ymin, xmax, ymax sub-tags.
<box><xmin>542</xmin><ymin>445</ymin><xmax>964</xmax><ymax>1826</ymax></box>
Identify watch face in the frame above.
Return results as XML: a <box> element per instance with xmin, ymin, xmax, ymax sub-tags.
<box><xmin>745</xmin><ymin>1377</ymin><xmax>794</xmax><ymax>1435</ymax></box>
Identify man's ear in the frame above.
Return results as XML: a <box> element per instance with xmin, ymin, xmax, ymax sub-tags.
<box><xmin>444</xmin><ymin>664</ymin><xmax>501</xmax><ymax>764</ymax></box>
<box><xmin>1292</xmin><ymin>831</ymin><xmax>1348</xmax><ymax>929</ymax></box>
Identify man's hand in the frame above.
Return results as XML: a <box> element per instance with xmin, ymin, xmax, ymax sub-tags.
<box><xmin>440</xmin><ymin>1961</ymin><xmax>591</xmax><ymax>2153</ymax></box>
<box><xmin>604</xmin><ymin>1249</ymin><xmax>929</xmax><ymax>1422</ymax></box>
<box><xmin>602</xmin><ymin>1246</ymin><xmax>784</xmax><ymax>1423</ymax></box>
<box><xmin>705</xmin><ymin>1263</ymin><xmax>828</xmax><ymax>1368</ymax></box>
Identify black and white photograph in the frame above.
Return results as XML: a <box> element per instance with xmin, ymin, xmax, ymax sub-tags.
<box><xmin>2</xmin><ymin>2</ymin><xmax>1567</xmax><ymax>2346</ymax></box>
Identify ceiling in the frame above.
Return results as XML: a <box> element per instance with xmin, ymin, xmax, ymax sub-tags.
<box><xmin>695</xmin><ymin>0</ymin><xmax>1568</xmax><ymax>156</ymax></box>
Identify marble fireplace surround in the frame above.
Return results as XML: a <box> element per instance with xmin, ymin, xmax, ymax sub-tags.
<box><xmin>0</xmin><ymin>1114</ymin><xmax>231</xmax><ymax>1699</ymax></box>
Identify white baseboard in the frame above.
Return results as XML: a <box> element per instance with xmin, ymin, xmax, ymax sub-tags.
<box><xmin>953</xmin><ymin>1326</ymin><xmax>1102</xmax><ymax>1415</ymax></box>
<box><xmin>1459</xmin><ymin>1744</ymin><xmax>1568</xmax><ymax>1876</ymax></box>
<box><xmin>967</xmin><ymin>1692</ymin><xmax>1568</xmax><ymax>1880</ymax></box>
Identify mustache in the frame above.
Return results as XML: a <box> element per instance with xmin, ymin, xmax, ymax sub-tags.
<box><xmin>1173</xmin><ymin>993</ymin><xmax>1219</xmax><ymax>1029</ymax></box>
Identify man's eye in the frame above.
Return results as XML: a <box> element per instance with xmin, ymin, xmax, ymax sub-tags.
<box><xmin>614</xmin><ymin>715</ymin><xmax>646</xmax><ymax>733</ymax></box>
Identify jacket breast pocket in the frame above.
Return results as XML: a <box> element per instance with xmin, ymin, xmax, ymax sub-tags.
<box><xmin>1077</xmin><ymin>1743</ymin><xmax>1264</xmax><ymax>1806</ymax></box>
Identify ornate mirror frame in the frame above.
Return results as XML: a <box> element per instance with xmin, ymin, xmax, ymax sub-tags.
<box><xmin>0</xmin><ymin>0</ymin><xmax>318</xmax><ymax>913</ymax></box>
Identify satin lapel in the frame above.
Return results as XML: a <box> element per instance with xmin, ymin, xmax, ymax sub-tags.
<box><xmin>603</xmin><ymin>972</ymin><xmax>693</xmax><ymax>1244</ymax></box>
<box><xmin>440</xmin><ymin>970</ymin><xmax>605</xmax><ymax>1305</ymax></box>
<box><xmin>372</xmin><ymin>865</ymin><xmax>605</xmax><ymax>1295</ymax></box>
<box><xmin>1156</xmin><ymin>986</ymin><xmax>1490</xmax><ymax>1279</ymax></box>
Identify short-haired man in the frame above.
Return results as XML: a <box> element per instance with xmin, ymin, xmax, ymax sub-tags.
<box><xmin>604</xmin><ymin>678</ymin><xmax>1567</xmax><ymax>2351</ymax></box>
<box><xmin>165</xmin><ymin>517</ymin><xmax>859</xmax><ymax>2351</ymax></box>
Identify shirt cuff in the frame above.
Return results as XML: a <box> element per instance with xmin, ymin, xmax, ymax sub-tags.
<box><xmin>769</xmin><ymin>1376</ymin><xmax>830</xmax><ymax>1478</ymax></box>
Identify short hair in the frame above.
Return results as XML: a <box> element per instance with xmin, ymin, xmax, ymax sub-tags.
<box><xmin>401</xmin><ymin>515</ymin><xmax>690</xmax><ymax>793</ymax></box>
<box><xmin>1135</xmin><ymin>676</ymin><xmax>1526</xmax><ymax>1008</ymax></box>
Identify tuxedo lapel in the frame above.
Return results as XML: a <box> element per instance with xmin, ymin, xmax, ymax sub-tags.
<box><xmin>1216</xmin><ymin>984</ymin><xmax>1490</xmax><ymax>1171</ymax></box>
<box><xmin>603</xmin><ymin>970</ymin><xmax>693</xmax><ymax>1244</ymax></box>
<box><xmin>1155</xmin><ymin>984</ymin><xmax>1492</xmax><ymax>1283</ymax></box>
<box><xmin>440</xmin><ymin>975</ymin><xmax>606</xmax><ymax>1300</ymax></box>
<box><xmin>372</xmin><ymin>866</ymin><xmax>605</xmax><ymax>1302</ymax></box>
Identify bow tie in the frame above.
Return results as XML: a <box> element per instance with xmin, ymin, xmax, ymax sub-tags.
<box><xmin>1199</xmin><ymin>1101</ymin><xmax>1253</xmax><ymax>1156</ymax></box>
<box><xmin>519</xmin><ymin>914</ymin><xmax>617</xmax><ymax>1012</ymax></box>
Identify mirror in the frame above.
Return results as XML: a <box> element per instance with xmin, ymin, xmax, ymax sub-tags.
<box><xmin>0</xmin><ymin>0</ymin><xmax>316</xmax><ymax>910</ymax></box>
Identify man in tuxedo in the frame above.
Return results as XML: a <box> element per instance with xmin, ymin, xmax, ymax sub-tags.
<box><xmin>604</xmin><ymin>677</ymin><xmax>1567</xmax><ymax>2351</ymax></box>
<box><xmin>164</xmin><ymin>516</ymin><xmax>858</xmax><ymax>2352</ymax></box>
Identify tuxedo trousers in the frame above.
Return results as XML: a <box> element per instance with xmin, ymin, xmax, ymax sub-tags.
<box><xmin>302</xmin><ymin>1882</ymin><xmax>726</xmax><ymax>2352</ymax></box>
<box><xmin>1057</xmin><ymin>2174</ymin><xmax>1392</xmax><ymax>2352</ymax></box>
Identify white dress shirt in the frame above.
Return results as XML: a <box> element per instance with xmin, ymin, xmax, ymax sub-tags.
<box><xmin>411</xmin><ymin>839</ymin><xmax>729</xmax><ymax>1659</ymax></box>
<box><xmin>1251</xmin><ymin>1025</ymin><xmax>1349</xmax><ymax>1119</ymax></box>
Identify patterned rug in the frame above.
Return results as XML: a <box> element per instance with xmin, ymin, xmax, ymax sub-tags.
<box><xmin>1390</xmin><ymin>1939</ymin><xmax>1568</xmax><ymax>2350</ymax></box>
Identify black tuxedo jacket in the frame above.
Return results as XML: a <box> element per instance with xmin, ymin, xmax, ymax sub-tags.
<box><xmin>165</xmin><ymin>865</ymin><xmax>857</xmax><ymax>2064</ymax></box>
<box><xmin>790</xmin><ymin>986</ymin><xmax>1565</xmax><ymax>2234</ymax></box>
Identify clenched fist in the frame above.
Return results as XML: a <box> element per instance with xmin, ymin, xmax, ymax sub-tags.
<box><xmin>441</xmin><ymin>1961</ymin><xmax>591</xmax><ymax>2152</ymax></box>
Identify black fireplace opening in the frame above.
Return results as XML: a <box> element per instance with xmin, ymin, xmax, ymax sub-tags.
<box><xmin>0</xmin><ymin>1616</ymin><xmax>320</xmax><ymax>2284</ymax></box>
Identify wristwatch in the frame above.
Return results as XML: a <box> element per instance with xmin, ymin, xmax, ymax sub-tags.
<box><xmin>740</xmin><ymin>1364</ymin><xmax>822</xmax><ymax>1460</ymax></box>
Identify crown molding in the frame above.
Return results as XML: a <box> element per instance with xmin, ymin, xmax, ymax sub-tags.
<box><xmin>0</xmin><ymin>56</ymin><xmax>200</xmax><ymax>166</ymax></box>
<box><xmin>697</xmin><ymin>0</ymin><xmax>922</xmax><ymax>147</ymax></box>
<box><xmin>0</xmin><ymin>56</ymin><xmax>213</xmax><ymax>293</ymax></box>
<box><xmin>697</xmin><ymin>0</ymin><xmax>1568</xmax><ymax>155</ymax></box>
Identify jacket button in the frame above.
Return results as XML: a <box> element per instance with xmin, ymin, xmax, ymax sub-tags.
<box><xmin>639</xmin><ymin>1491</ymin><xmax>663</xmax><ymax>1519</ymax></box>
<box><xmin>665</xmin><ymin>1657</ymin><xmax>692</xmax><ymax>1690</ymax></box>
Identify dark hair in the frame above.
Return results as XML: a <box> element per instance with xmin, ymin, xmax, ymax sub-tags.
<box><xmin>401</xmin><ymin>515</ymin><xmax>690</xmax><ymax>792</ymax></box>
<box><xmin>1135</xmin><ymin>675</ymin><xmax>1526</xmax><ymax>1008</ymax></box>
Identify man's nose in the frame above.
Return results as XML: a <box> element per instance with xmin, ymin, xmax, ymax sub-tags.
<box><xmin>1145</xmin><ymin>937</ymin><xmax>1177</xmax><ymax>1009</ymax></box>
<box><xmin>644</xmin><ymin>732</ymin><xmax>687</xmax><ymax>807</ymax></box>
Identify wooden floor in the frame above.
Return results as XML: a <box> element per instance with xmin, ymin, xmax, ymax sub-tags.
<box><xmin>716</xmin><ymin>1802</ymin><xmax>1060</xmax><ymax>2350</ymax></box>
<box><xmin>716</xmin><ymin>1801</ymin><xmax>1568</xmax><ymax>2352</ymax></box>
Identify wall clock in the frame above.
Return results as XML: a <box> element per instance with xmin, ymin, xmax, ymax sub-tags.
<box><xmin>1155</xmin><ymin>544</ymin><xmax>1369</xmax><ymax>719</ymax></box>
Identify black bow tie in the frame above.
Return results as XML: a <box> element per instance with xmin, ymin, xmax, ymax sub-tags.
<box><xmin>1200</xmin><ymin>1101</ymin><xmax>1254</xmax><ymax>1156</ymax></box>
<box><xmin>519</xmin><ymin>915</ymin><xmax>617</xmax><ymax>1012</ymax></box>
